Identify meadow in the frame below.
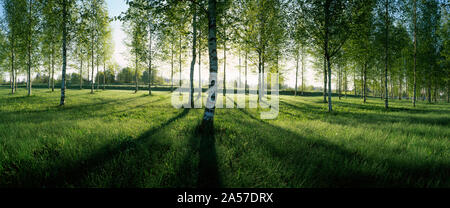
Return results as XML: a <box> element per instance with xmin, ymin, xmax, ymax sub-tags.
<box><xmin>0</xmin><ymin>88</ymin><xmax>448</xmax><ymax>188</ymax></box>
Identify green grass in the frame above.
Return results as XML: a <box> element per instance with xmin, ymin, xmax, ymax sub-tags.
<box><xmin>0</xmin><ymin>88</ymin><xmax>449</xmax><ymax>188</ymax></box>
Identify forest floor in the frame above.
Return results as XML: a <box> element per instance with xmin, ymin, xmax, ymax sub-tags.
<box><xmin>0</xmin><ymin>88</ymin><xmax>449</xmax><ymax>188</ymax></box>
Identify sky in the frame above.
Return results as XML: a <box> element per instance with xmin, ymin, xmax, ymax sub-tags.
<box><xmin>106</xmin><ymin>0</ymin><xmax>129</xmax><ymax>69</ymax></box>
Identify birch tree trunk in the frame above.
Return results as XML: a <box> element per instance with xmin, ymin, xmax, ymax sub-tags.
<box><xmin>52</xmin><ymin>45</ymin><xmax>55</xmax><ymax>92</ymax></box>
<box><xmin>80</xmin><ymin>57</ymin><xmax>83</xmax><ymax>89</ymax></box>
<box><xmin>223</xmin><ymin>39</ymin><xmax>226</xmax><ymax>96</ymax></box>
<box><xmin>60</xmin><ymin>0</ymin><xmax>67</xmax><ymax>106</ymax></box>
<box><xmin>10</xmin><ymin>37</ymin><xmax>15</xmax><ymax>94</ymax></box>
<box><xmin>87</xmin><ymin>52</ymin><xmax>90</xmax><ymax>88</ymax></box>
<box><xmin>91</xmin><ymin>28</ymin><xmax>95</xmax><ymax>94</ymax></box>
<box><xmin>295</xmin><ymin>49</ymin><xmax>299</xmax><ymax>96</ymax></box>
<box><xmin>363</xmin><ymin>63</ymin><xmax>367</xmax><ymax>103</ymax></box>
<box><xmin>103</xmin><ymin>61</ymin><xmax>106</xmax><ymax>90</ymax></box>
<box><xmin>384</xmin><ymin>0</ymin><xmax>389</xmax><ymax>109</ymax></box>
<box><xmin>327</xmin><ymin>56</ymin><xmax>332</xmax><ymax>112</ymax></box>
<box><xmin>399</xmin><ymin>73</ymin><xmax>402</xmax><ymax>100</ymax></box>
<box><xmin>301</xmin><ymin>47</ymin><xmax>305</xmax><ymax>95</ymax></box>
<box><xmin>48</xmin><ymin>60</ymin><xmax>51</xmax><ymax>89</ymax></box>
<box><xmin>171</xmin><ymin>40</ymin><xmax>174</xmax><ymax>91</ymax></box>
<box><xmin>179</xmin><ymin>33</ymin><xmax>182</xmax><ymax>89</ymax></box>
<box><xmin>135</xmin><ymin>49</ymin><xmax>138</xmax><ymax>93</ymax></box>
<box><xmin>96</xmin><ymin>56</ymin><xmax>99</xmax><ymax>90</ymax></box>
<box><xmin>338</xmin><ymin>66</ymin><xmax>341</xmax><ymax>100</ymax></box>
<box><xmin>27</xmin><ymin>0</ymin><xmax>32</xmax><ymax>97</ymax></box>
<box><xmin>354</xmin><ymin>73</ymin><xmax>357</xmax><ymax>96</ymax></box>
<box><xmin>148</xmin><ymin>17</ymin><xmax>152</xmax><ymax>95</ymax></box>
<box><xmin>258</xmin><ymin>51</ymin><xmax>262</xmax><ymax>100</ymax></box>
<box><xmin>189</xmin><ymin>3</ymin><xmax>197</xmax><ymax>107</ymax></box>
<box><xmin>323</xmin><ymin>57</ymin><xmax>327</xmax><ymax>103</ymax></box>
<box><xmin>325</xmin><ymin>2</ymin><xmax>332</xmax><ymax>112</ymax></box>
<box><xmin>202</xmin><ymin>0</ymin><xmax>219</xmax><ymax>123</ymax></box>
<box><xmin>198</xmin><ymin>29</ymin><xmax>202</xmax><ymax>97</ymax></box>
<box><xmin>238</xmin><ymin>48</ymin><xmax>241</xmax><ymax>89</ymax></box>
<box><xmin>245</xmin><ymin>50</ymin><xmax>248</xmax><ymax>94</ymax></box>
<box><xmin>413</xmin><ymin>0</ymin><xmax>417</xmax><ymax>106</ymax></box>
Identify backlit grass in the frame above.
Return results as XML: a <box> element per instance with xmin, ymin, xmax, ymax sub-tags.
<box><xmin>0</xmin><ymin>88</ymin><xmax>448</xmax><ymax>187</ymax></box>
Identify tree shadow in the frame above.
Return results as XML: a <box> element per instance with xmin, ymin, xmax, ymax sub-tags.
<box><xmin>333</xmin><ymin>100</ymin><xmax>436</xmax><ymax>114</ymax></box>
<box><xmin>0</xmin><ymin>94</ymin><xmax>170</xmax><ymax>126</ymax></box>
<box><xmin>168</xmin><ymin>117</ymin><xmax>222</xmax><ymax>188</ymax></box>
<box><xmin>233</xmin><ymin>108</ymin><xmax>449</xmax><ymax>187</ymax></box>
<box><xmin>0</xmin><ymin>108</ymin><xmax>191</xmax><ymax>188</ymax></box>
<box><xmin>279</xmin><ymin>99</ymin><xmax>450</xmax><ymax>127</ymax></box>
<box><xmin>195</xmin><ymin>119</ymin><xmax>221</xmax><ymax>188</ymax></box>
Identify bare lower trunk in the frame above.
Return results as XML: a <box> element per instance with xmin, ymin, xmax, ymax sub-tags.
<box><xmin>189</xmin><ymin>4</ymin><xmax>197</xmax><ymax>107</ymax></box>
<box><xmin>87</xmin><ymin>56</ymin><xmax>90</xmax><ymax>87</ymax></box>
<box><xmin>223</xmin><ymin>40</ymin><xmax>226</xmax><ymax>96</ymax></box>
<box><xmin>325</xmin><ymin>2</ymin><xmax>332</xmax><ymax>112</ymax></box>
<box><xmin>60</xmin><ymin>0</ymin><xmax>67</xmax><ymax>106</ymax></box>
<box><xmin>103</xmin><ymin>61</ymin><xmax>106</xmax><ymax>90</ymax></box>
<box><xmin>198</xmin><ymin>30</ymin><xmax>202</xmax><ymax>97</ymax></box>
<box><xmin>427</xmin><ymin>84</ymin><xmax>431</xmax><ymax>103</ymax></box>
<box><xmin>447</xmin><ymin>82</ymin><xmax>449</xmax><ymax>103</ymax></box>
<box><xmin>295</xmin><ymin>49</ymin><xmax>299</xmax><ymax>96</ymax></box>
<box><xmin>96</xmin><ymin>57</ymin><xmax>99</xmax><ymax>90</ymax></box>
<box><xmin>323</xmin><ymin>57</ymin><xmax>327</xmax><ymax>103</ymax></box>
<box><xmin>80</xmin><ymin>58</ymin><xmax>83</xmax><ymax>89</ymax></box>
<box><xmin>380</xmin><ymin>70</ymin><xmax>383</xmax><ymax>100</ymax></box>
<box><xmin>245</xmin><ymin>50</ymin><xmax>248</xmax><ymax>94</ymax></box>
<box><xmin>399</xmin><ymin>74</ymin><xmax>402</xmax><ymax>100</ymax></box>
<box><xmin>384</xmin><ymin>0</ymin><xmax>389</xmax><ymax>109</ymax></box>
<box><xmin>261</xmin><ymin>47</ymin><xmax>265</xmax><ymax>99</ymax></box>
<box><xmin>27</xmin><ymin>0</ymin><xmax>32</xmax><ymax>97</ymax></box>
<box><xmin>301</xmin><ymin>48</ymin><xmax>304</xmax><ymax>95</ymax></box>
<box><xmin>238</xmin><ymin>49</ymin><xmax>241</xmax><ymax>89</ymax></box>
<box><xmin>91</xmin><ymin>37</ymin><xmax>94</xmax><ymax>94</ymax></box>
<box><xmin>258</xmin><ymin>52</ymin><xmax>262</xmax><ymax>100</ymax></box>
<box><xmin>179</xmin><ymin>33</ymin><xmax>182</xmax><ymax>88</ymax></box>
<box><xmin>48</xmin><ymin>64</ymin><xmax>51</xmax><ymax>89</ymax></box>
<box><xmin>338</xmin><ymin>66</ymin><xmax>342</xmax><ymax>100</ymax></box>
<box><xmin>363</xmin><ymin>63</ymin><xmax>367</xmax><ymax>103</ymax></box>
<box><xmin>14</xmin><ymin>68</ymin><xmax>17</xmax><ymax>92</ymax></box>
<box><xmin>27</xmin><ymin>57</ymin><xmax>32</xmax><ymax>96</ymax></box>
<box><xmin>10</xmin><ymin>42</ymin><xmax>15</xmax><ymax>94</ymax></box>
<box><xmin>202</xmin><ymin>0</ymin><xmax>218</xmax><ymax>122</ymax></box>
<box><xmin>327</xmin><ymin>55</ymin><xmax>332</xmax><ymax>112</ymax></box>
<box><xmin>171</xmin><ymin>41</ymin><xmax>174</xmax><ymax>91</ymax></box>
<box><xmin>148</xmin><ymin>17</ymin><xmax>153</xmax><ymax>95</ymax></box>
<box><xmin>135</xmin><ymin>51</ymin><xmax>138</xmax><ymax>93</ymax></box>
<box><xmin>413</xmin><ymin>0</ymin><xmax>417</xmax><ymax>107</ymax></box>
<box><xmin>344</xmin><ymin>69</ymin><xmax>347</xmax><ymax>98</ymax></box>
<box><xmin>51</xmin><ymin>46</ymin><xmax>55</xmax><ymax>92</ymax></box>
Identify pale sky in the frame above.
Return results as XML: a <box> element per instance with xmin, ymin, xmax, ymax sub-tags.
<box><xmin>106</xmin><ymin>0</ymin><xmax>128</xmax><ymax>69</ymax></box>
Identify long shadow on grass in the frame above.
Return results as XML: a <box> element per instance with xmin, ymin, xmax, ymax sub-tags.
<box><xmin>332</xmin><ymin>100</ymin><xmax>448</xmax><ymax>114</ymax></box>
<box><xmin>0</xmin><ymin>108</ymin><xmax>190</xmax><ymax>187</ymax></box>
<box><xmin>280</xmin><ymin>99</ymin><xmax>450</xmax><ymax>127</ymax></box>
<box><xmin>0</xmin><ymin>94</ymin><xmax>169</xmax><ymax>125</ymax></box>
<box><xmin>167</xmin><ymin>119</ymin><xmax>221</xmax><ymax>188</ymax></box>
<box><xmin>233</xmin><ymin>108</ymin><xmax>449</xmax><ymax>187</ymax></box>
<box><xmin>195</xmin><ymin>121</ymin><xmax>221</xmax><ymax>188</ymax></box>
<box><xmin>279</xmin><ymin>100</ymin><xmax>450</xmax><ymax>140</ymax></box>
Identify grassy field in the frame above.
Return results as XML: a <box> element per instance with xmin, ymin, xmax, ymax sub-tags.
<box><xmin>0</xmin><ymin>88</ymin><xmax>449</xmax><ymax>188</ymax></box>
